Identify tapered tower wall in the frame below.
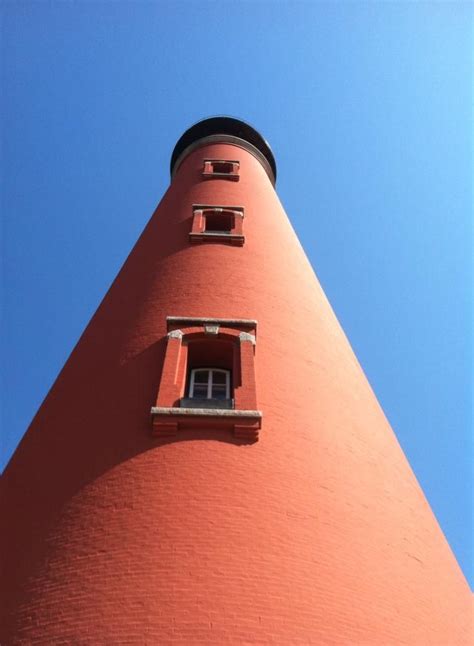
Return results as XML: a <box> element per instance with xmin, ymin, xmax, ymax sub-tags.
<box><xmin>1</xmin><ymin>120</ymin><xmax>471</xmax><ymax>644</ymax></box>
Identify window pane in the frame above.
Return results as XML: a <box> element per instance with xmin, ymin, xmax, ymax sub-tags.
<box><xmin>212</xmin><ymin>371</ymin><xmax>227</xmax><ymax>385</ymax></box>
<box><xmin>193</xmin><ymin>370</ymin><xmax>210</xmax><ymax>384</ymax></box>
<box><xmin>212</xmin><ymin>385</ymin><xmax>227</xmax><ymax>399</ymax></box>
<box><xmin>192</xmin><ymin>384</ymin><xmax>208</xmax><ymax>399</ymax></box>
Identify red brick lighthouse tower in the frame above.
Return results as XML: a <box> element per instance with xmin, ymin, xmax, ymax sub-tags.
<box><xmin>1</xmin><ymin>118</ymin><xmax>471</xmax><ymax>644</ymax></box>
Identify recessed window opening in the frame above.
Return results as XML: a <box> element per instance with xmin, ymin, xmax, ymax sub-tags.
<box><xmin>204</xmin><ymin>211</ymin><xmax>234</xmax><ymax>233</ymax></box>
<box><xmin>182</xmin><ymin>338</ymin><xmax>236</xmax><ymax>409</ymax></box>
<box><xmin>189</xmin><ymin>368</ymin><xmax>230</xmax><ymax>400</ymax></box>
<box><xmin>151</xmin><ymin>317</ymin><xmax>260</xmax><ymax>439</ymax></box>
<box><xmin>212</xmin><ymin>161</ymin><xmax>234</xmax><ymax>174</ymax></box>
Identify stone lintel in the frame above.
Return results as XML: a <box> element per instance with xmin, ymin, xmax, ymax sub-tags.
<box><xmin>166</xmin><ymin>316</ymin><xmax>257</xmax><ymax>331</ymax></box>
<box><xmin>192</xmin><ymin>204</ymin><xmax>244</xmax><ymax>215</ymax></box>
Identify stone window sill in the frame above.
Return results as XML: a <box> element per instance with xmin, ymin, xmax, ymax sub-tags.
<box><xmin>202</xmin><ymin>171</ymin><xmax>240</xmax><ymax>181</ymax></box>
<box><xmin>189</xmin><ymin>232</ymin><xmax>244</xmax><ymax>246</ymax></box>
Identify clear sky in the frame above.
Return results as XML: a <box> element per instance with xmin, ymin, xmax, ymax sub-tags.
<box><xmin>1</xmin><ymin>2</ymin><xmax>472</xmax><ymax>587</ymax></box>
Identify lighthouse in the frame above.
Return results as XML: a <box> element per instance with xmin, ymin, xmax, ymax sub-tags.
<box><xmin>1</xmin><ymin>117</ymin><xmax>471</xmax><ymax>644</ymax></box>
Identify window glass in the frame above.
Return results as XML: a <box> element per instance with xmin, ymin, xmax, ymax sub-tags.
<box><xmin>192</xmin><ymin>384</ymin><xmax>208</xmax><ymax>398</ymax></box>
<box><xmin>193</xmin><ymin>370</ymin><xmax>209</xmax><ymax>384</ymax></box>
<box><xmin>212</xmin><ymin>371</ymin><xmax>227</xmax><ymax>385</ymax></box>
<box><xmin>211</xmin><ymin>385</ymin><xmax>227</xmax><ymax>399</ymax></box>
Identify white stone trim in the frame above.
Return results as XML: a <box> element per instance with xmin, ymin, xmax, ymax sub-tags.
<box><xmin>239</xmin><ymin>332</ymin><xmax>256</xmax><ymax>345</ymax></box>
<box><xmin>167</xmin><ymin>316</ymin><xmax>257</xmax><ymax>329</ymax></box>
<box><xmin>151</xmin><ymin>407</ymin><xmax>262</xmax><ymax>419</ymax></box>
<box><xmin>204</xmin><ymin>324</ymin><xmax>220</xmax><ymax>336</ymax></box>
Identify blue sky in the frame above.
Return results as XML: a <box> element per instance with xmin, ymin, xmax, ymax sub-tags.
<box><xmin>1</xmin><ymin>2</ymin><xmax>472</xmax><ymax>586</ymax></box>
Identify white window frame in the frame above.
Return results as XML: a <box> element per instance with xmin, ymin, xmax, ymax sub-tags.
<box><xmin>189</xmin><ymin>368</ymin><xmax>231</xmax><ymax>399</ymax></box>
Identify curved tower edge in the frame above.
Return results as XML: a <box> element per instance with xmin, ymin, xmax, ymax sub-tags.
<box><xmin>170</xmin><ymin>116</ymin><xmax>277</xmax><ymax>184</ymax></box>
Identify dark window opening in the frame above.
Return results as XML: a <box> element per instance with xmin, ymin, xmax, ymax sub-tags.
<box><xmin>212</xmin><ymin>161</ymin><xmax>234</xmax><ymax>174</ymax></box>
<box><xmin>204</xmin><ymin>211</ymin><xmax>234</xmax><ymax>233</ymax></box>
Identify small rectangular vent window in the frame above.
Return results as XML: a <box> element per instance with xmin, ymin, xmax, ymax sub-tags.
<box><xmin>190</xmin><ymin>205</ymin><xmax>245</xmax><ymax>246</ymax></box>
<box><xmin>202</xmin><ymin>159</ymin><xmax>240</xmax><ymax>181</ymax></box>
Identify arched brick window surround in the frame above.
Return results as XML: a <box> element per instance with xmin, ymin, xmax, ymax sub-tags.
<box><xmin>151</xmin><ymin>317</ymin><xmax>261</xmax><ymax>441</ymax></box>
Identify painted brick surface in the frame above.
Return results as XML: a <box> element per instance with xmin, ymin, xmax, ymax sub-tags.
<box><xmin>1</xmin><ymin>132</ymin><xmax>472</xmax><ymax>644</ymax></box>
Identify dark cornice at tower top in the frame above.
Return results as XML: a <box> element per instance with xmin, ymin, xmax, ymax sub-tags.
<box><xmin>170</xmin><ymin>117</ymin><xmax>277</xmax><ymax>184</ymax></box>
